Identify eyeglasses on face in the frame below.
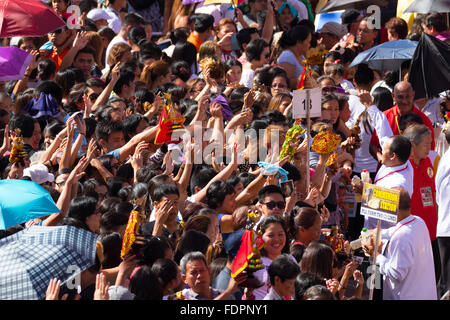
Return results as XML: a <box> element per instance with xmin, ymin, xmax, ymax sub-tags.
<box><xmin>262</xmin><ymin>201</ymin><xmax>286</xmax><ymax>210</ymax></box>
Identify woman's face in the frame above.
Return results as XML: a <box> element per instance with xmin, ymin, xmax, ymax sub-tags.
<box><xmin>271</xmin><ymin>76</ymin><xmax>289</xmax><ymax>96</ymax></box>
<box><xmin>280</xmin><ymin>7</ymin><xmax>294</xmax><ymax>26</ymax></box>
<box><xmin>20</xmin><ymin>40</ymin><xmax>37</xmax><ymax>53</ymax></box>
<box><xmin>299</xmin><ymin>214</ymin><xmax>322</xmax><ymax>246</ymax></box>
<box><xmin>413</xmin><ymin>133</ymin><xmax>432</xmax><ymax>160</ymax></box>
<box><xmin>217</xmin><ymin>23</ymin><xmax>236</xmax><ymax>41</ymax></box>
<box><xmin>86</xmin><ymin>211</ymin><xmax>102</xmax><ymax>234</ymax></box>
<box><xmin>322</xmin><ymin>99</ymin><xmax>340</xmax><ymax>125</ymax></box>
<box><xmin>44</xmin><ymin>131</ymin><xmax>54</xmax><ymax>150</ymax></box>
<box><xmin>279</xmin><ymin>97</ymin><xmax>292</xmax><ymax>113</ymax></box>
<box><xmin>298</xmin><ymin>33</ymin><xmax>312</xmax><ymax>57</ymax></box>
<box><xmin>52</xmin><ymin>0</ymin><xmax>68</xmax><ymax>14</ymax></box>
<box><xmin>226</xmin><ymin>65</ymin><xmax>242</xmax><ymax>84</ymax></box>
<box><xmin>221</xmin><ymin>192</ymin><xmax>237</xmax><ymax>214</ymax></box>
<box><xmin>262</xmin><ymin>222</ymin><xmax>286</xmax><ymax>259</ymax></box>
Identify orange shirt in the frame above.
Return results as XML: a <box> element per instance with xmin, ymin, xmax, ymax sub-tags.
<box><xmin>187</xmin><ymin>33</ymin><xmax>202</xmax><ymax>53</ymax></box>
<box><xmin>49</xmin><ymin>47</ymin><xmax>70</xmax><ymax>73</ymax></box>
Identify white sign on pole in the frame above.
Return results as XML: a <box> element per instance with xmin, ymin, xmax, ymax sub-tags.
<box><xmin>292</xmin><ymin>88</ymin><xmax>322</xmax><ymax>119</ymax></box>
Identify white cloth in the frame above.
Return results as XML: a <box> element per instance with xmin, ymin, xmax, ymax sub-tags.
<box><xmin>377</xmin><ymin>215</ymin><xmax>437</xmax><ymax>300</ymax></box>
<box><xmin>417</xmin><ymin>98</ymin><xmax>444</xmax><ymax>127</ymax></box>
<box><xmin>340</xmin><ymin>79</ymin><xmax>355</xmax><ymax>93</ymax></box>
<box><xmin>239</xmin><ymin>68</ymin><xmax>255</xmax><ymax>88</ymax></box>
<box><xmin>347</xmin><ymin>97</ymin><xmax>393</xmax><ymax>173</ymax></box>
<box><xmin>194</xmin><ymin>3</ymin><xmax>234</xmax><ymax>26</ymax></box>
<box><xmin>105</xmin><ymin>7</ymin><xmax>122</xmax><ymax>34</ymax></box>
<box><xmin>370</xmin><ymin>80</ymin><xmax>392</xmax><ymax>95</ymax></box>
<box><xmin>105</xmin><ymin>35</ymin><xmax>128</xmax><ymax>67</ymax></box>
<box><xmin>436</xmin><ymin>148</ymin><xmax>450</xmax><ymax>237</ymax></box>
<box><xmin>286</xmin><ymin>0</ymin><xmax>309</xmax><ymax>21</ymax></box>
<box><xmin>364</xmin><ymin>161</ymin><xmax>414</xmax><ymax>230</ymax></box>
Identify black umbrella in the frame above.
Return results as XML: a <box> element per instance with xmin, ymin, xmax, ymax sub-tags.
<box><xmin>319</xmin><ymin>0</ymin><xmax>389</xmax><ymax>13</ymax></box>
<box><xmin>403</xmin><ymin>0</ymin><xmax>450</xmax><ymax>13</ymax></box>
<box><xmin>408</xmin><ymin>33</ymin><xmax>450</xmax><ymax>99</ymax></box>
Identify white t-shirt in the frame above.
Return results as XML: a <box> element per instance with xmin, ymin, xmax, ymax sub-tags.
<box><xmin>194</xmin><ymin>3</ymin><xmax>234</xmax><ymax>26</ymax></box>
<box><xmin>105</xmin><ymin>35</ymin><xmax>128</xmax><ymax>67</ymax></box>
<box><xmin>436</xmin><ymin>148</ymin><xmax>450</xmax><ymax>237</ymax></box>
<box><xmin>240</xmin><ymin>68</ymin><xmax>254</xmax><ymax>88</ymax></box>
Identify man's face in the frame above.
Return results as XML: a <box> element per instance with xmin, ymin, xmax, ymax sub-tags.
<box><xmin>413</xmin><ymin>133</ymin><xmax>432</xmax><ymax>160</ymax></box>
<box><xmin>111</xmin><ymin>101</ymin><xmax>126</xmax><ymax>120</ymax></box>
<box><xmin>155</xmin><ymin>194</ymin><xmax>180</xmax><ymax>222</ymax></box>
<box><xmin>106</xmin><ymin>131</ymin><xmax>125</xmax><ymax>151</ymax></box>
<box><xmin>54</xmin><ymin>173</ymin><xmax>69</xmax><ymax>192</ymax></box>
<box><xmin>49</xmin><ymin>28</ymin><xmax>71</xmax><ymax>47</ymax></box>
<box><xmin>73</xmin><ymin>52</ymin><xmax>94</xmax><ymax>79</ymax></box>
<box><xmin>275</xmin><ymin>277</ymin><xmax>296</xmax><ymax>297</ymax></box>
<box><xmin>356</xmin><ymin>20</ymin><xmax>377</xmax><ymax>46</ymax></box>
<box><xmin>182</xmin><ymin>259</ymin><xmax>210</xmax><ymax>294</ymax></box>
<box><xmin>393</xmin><ymin>86</ymin><xmax>414</xmax><ymax>114</ymax></box>
<box><xmin>259</xmin><ymin>192</ymin><xmax>286</xmax><ymax>217</ymax></box>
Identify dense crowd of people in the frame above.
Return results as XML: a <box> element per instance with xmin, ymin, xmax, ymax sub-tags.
<box><xmin>0</xmin><ymin>0</ymin><xmax>450</xmax><ymax>301</ymax></box>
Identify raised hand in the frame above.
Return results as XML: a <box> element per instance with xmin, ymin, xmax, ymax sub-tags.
<box><xmin>46</xmin><ymin>278</ymin><xmax>68</xmax><ymax>300</ymax></box>
<box><xmin>72</xmin><ymin>31</ymin><xmax>89</xmax><ymax>50</ymax></box>
<box><xmin>93</xmin><ymin>273</ymin><xmax>110</xmax><ymax>300</ymax></box>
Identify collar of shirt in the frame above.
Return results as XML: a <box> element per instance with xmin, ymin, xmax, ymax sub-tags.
<box><xmin>374</xmin><ymin>163</ymin><xmax>409</xmax><ymax>184</ymax></box>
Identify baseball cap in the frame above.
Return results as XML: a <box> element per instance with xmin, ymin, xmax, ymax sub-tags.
<box><xmin>87</xmin><ymin>8</ymin><xmax>111</xmax><ymax>22</ymax></box>
<box><xmin>319</xmin><ymin>22</ymin><xmax>348</xmax><ymax>39</ymax></box>
<box><xmin>23</xmin><ymin>163</ymin><xmax>55</xmax><ymax>185</ymax></box>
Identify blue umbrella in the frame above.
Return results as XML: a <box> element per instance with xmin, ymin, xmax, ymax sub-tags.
<box><xmin>0</xmin><ymin>225</ymin><xmax>98</xmax><ymax>300</ymax></box>
<box><xmin>0</xmin><ymin>179</ymin><xmax>60</xmax><ymax>230</ymax></box>
<box><xmin>349</xmin><ymin>40</ymin><xmax>418</xmax><ymax>72</ymax></box>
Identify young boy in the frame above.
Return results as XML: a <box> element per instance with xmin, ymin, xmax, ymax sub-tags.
<box><xmin>264</xmin><ymin>254</ymin><xmax>300</xmax><ymax>300</ymax></box>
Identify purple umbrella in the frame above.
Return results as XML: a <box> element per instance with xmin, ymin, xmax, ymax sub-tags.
<box><xmin>182</xmin><ymin>0</ymin><xmax>203</xmax><ymax>5</ymax></box>
<box><xmin>0</xmin><ymin>47</ymin><xmax>32</xmax><ymax>81</ymax></box>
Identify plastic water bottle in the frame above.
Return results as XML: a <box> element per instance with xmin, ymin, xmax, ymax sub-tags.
<box><xmin>361</xmin><ymin>169</ymin><xmax>370</xmax><ymax>184</ymax></box>
<box><xmin>361</xmin><ymin>227</ymin><xmax>370</xmax><ymax>246</ymax></box>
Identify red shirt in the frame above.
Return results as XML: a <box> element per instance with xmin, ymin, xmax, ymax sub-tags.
<box><xmin>383</xmin><ymin>105</ymin><xmax>435</xmax><ymax>149</ymax></box>
<box><xmin>409</xmin><ymin>157</ymin><xmax>438</xmax><ymax>241</ymax></box>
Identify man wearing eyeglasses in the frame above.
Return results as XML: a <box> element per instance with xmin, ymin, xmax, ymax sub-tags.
<box><xmin>48</xmin><ymin>25</ymin><xmax>75</xmax><ymax>72</ymax></box>
<box><xmin>257</xmin><ymin>185</ymin><xmax>286</xmax><ymax>218</ymax></box>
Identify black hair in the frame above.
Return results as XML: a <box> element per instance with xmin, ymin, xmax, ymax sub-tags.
<box><xmin>268</xmin><ymin>253</ymin><xmax>300</xmax><ymax>285</ymax></box>
<box><xmin>95</xmin><ymin>120</ymin><xmax>123</xmax><ymax>144</ymax></box>
<box><xmin>193</xmin><ymin>14</ymin><xmax>215</xmax><ymax>33</ymax></box>
<box><xmin>245</xmin><ymin>38</ymin><xmax>269</xmax><ymax>62</ymax></box>
<box><xmin>190</xmin><ymin>166</ymin><xmax>217</xmax><ymax>195</ymax></box>
<box><xmin>423</xmin><ymin>12</ymin><xmax>447</xmax><ymax>33</ymax></box>
<box><xmin>236</xmin><ymin>27</ymin><xmax>259</xmax><ymax>51</ymax></box>
<box><xmin>99</xmin><ymin>232</ymin><xmax>123</xmax><ymax>269</ymax></box>
<box><xmin>139</xmin><ymin>40</ymin><xmax>163</xmax><ymax>61</ymax></box>
<box><xmin>280</xmin><ymin>25</ymin><xmax>311</xmax><ymax>49</ymax></box>
<box><xmin>206</xmin><ymin>181</ymin><xmax>235</xmax><ymax>209</ymax></box>
<box><xmin>103</xmin><ymin>177</ymin><xmax>124</xmax><ymax>198</ymax></box>
<box><xmin>37</xmin><ymin>59</ymin><xmax>56</xmax><ymax>81</ymax></box>
<box><xmin>136</xmin><ymin>166</ymin><xmax>160</xmax><ymax>184</ymax></box>
<box><xmin>35</xmin><ymin>80</ymin><xmax>63</xmax><ymax>106</ymax></box>
<box><xmin>238</xmin><ymin>172</ymin><xmax>257</xmax><ymax>188</ymax></box>
<box><xmin>122</xmin><ymin>12</ymin><xmax>145</xmax><ymax>28</ymax></box>
<box><xmin>129</xmin><ymin>265</ymin><xmax>163</xmax><ymax>300</ymax></box>
<box><xmin>128</xmin><ymin>26</ymin><xmax>146</xmax><ymax>46</ymax></box>
<box><xmin>372</xmin><ymin>86</ymin><xmax>394</xmax><ymax>112</ymax></box>
<box><xmin>151</xmin><ymin>258</ymin><xmax>179</xmax><ymax>289</ymax></box>
<box><xmin>174</xmin><ymin>230</ymin><xmax>211</xmax><ymax>265</ymax></box>
<box><xmin>258</xmin><ymin>185</ymin><xmax>285</xmax><ymax>203</ymax></box>
<box><xmin>62</xmin><ymin>196</ymin><xmax>98</xmax><ymax>231</ymax></box>
<box><xmin>169</xmin><ymin>27</ymin><xmax>191</xmax><ymax>45</ymax></box>
<box><xmin>113</xmin><ymin>69</ymin><xmax>135</xmax><ymax>95</ymax></box>
<box><xmin>167</xmin><ymin>85</ymin><xmax>189</xmax><ymax>106</ymax></box>
<box><xmin>294</xmin><ymin>273</ymin><xmax>327</xmax><ymax>300</ymax></box>
<box><xmin>171</xmin><ymin>60</ymin><xmax>192</xmax><ymax>82</ymax></box>
<box><xmin>258</xmin><ymin>215</ymin><xmax>290</xmax><ymax>255</ymax></box>
<box><xmin>152</xmin><ymin>184</ymin><xmax>180</xmax><ymax>202</ymax></box>
<box><xmin>172</xmin><ymin>41</ymin><xmax>198</xmax><ymax>73</ymax></box>
<box><xmin>55</xmin><ymin>69</ymin><xmax>78</xmax><ymax>98</ymax></box>
<box><xmin>323</xmin><ymin>51</ymin><xmax>343</xmax><ymax>62</ymax></box>
<box><xmin>388</xmin><ymin>135</ymin><xmax>412</xmax><ymax>163</ymax></box>
<box><xmin>398</xmin><ymin>113</ymin><xmax>423</xmax><ymax>132</ymax></box>
<box><xmin>354</xmin><ymin>64</ymin><xmax>374</xmax><ymax>87</ymax></box>
<box><xmin>123</xmin><ymin>113</ymin><xmax>147</xmax><ymax>141</ymax></box>
<box><xmin>303</xmin><ymin>285</ymin><xmax>336</xmax><ymax>300</ymax></box>
<box><xmin>9</xmin><ymin>113</ymin><xmax>36</xmax><ymax>138</ymax></box>
<box><xmin>138</xmin><ymin>235</ymin><xmax>172</xmax><ymax>267</ymax></box>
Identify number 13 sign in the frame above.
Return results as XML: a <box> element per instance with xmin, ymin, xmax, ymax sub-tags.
<box><xmin>292</xmin><ymin>88</ymin><xmax>322</xmax><ymax>119</ymax></box>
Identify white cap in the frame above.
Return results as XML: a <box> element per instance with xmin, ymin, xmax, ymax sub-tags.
<box><xmin>23</xmin><ymin>163</ymin><xmax>55</xmax><ymax>185</ymax></box>
<box><xmin>87</xmin><ymin>8</ymin><xmax>111</xmax><ymax>22</ymax></box>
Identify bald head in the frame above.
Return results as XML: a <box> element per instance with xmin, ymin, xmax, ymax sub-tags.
<box><xmin>393</xmin><ymin>81</ymin><xmax>415</xmax><ymax>115</ymax></box>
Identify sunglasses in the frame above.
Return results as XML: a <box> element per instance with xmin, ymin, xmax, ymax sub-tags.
<box><xmin>50</xmin><ymin>27</ymin><xmax>66</xmax><ymax>35</ymax></box>
<box><xmin>262</xmin><ymin>201</ymin><xmax>286</xmax><ymax>210</ymax></box>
